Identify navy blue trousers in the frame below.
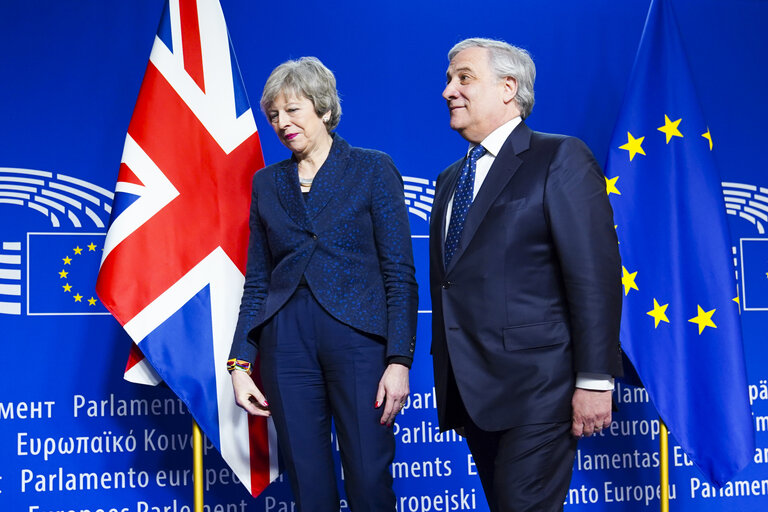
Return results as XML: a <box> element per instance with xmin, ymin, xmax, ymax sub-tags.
<box><xmin>464</xmin><ymin>418</ymin><xmax>576</xmax><ymax>512</ymax></box>
<box><xmin>259</xmin><ymin>287</ymin><xmax>395</xmax><ymax>512</ymax></box>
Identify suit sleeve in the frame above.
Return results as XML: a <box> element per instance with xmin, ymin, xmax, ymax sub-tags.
<box><xmin>544</xmin><ymin>137</ymin><xmax>623</xmax><ymax>377</ymax></box>
<box><xmin>370</xmin><ymin>154</ymin><xmax>419</xmax><ymax>365</ymax></box>
<box><xmin>229</xmin><ymin>177</ymin><xmax>272</xmax><ymax>364</ymax></box>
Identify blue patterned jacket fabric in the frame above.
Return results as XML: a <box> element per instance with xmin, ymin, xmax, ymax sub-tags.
<box><xmin>230</xmin><ymin>134</ymin><xmax>418</xmax><ymax>364</ymax></box>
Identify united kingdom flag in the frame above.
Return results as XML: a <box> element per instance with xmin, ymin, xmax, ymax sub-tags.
<box><xmin>96</xmin><ymin>0</ymin><xmax>277</xmax><ymax>497</ymax></box>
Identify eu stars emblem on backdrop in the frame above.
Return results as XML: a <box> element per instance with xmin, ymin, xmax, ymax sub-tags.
<box><xmin>27</xmin><ymin>233</ymin><xmax>108</xmax><ymax>315</ymax></box>
<box><xmin>604</xmin><ymin>0</ymin><xmax>754</xmax><ymax>486</ymax></box>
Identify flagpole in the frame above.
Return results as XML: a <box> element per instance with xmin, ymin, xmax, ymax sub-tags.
<box><xmin>660</xmin><ymin>418</ymin><xmax>669</xmax><ymax>512</ymax></box>
<box><xmin>193</xmin><ymin>420</ymin><xmax>204</xmax><ymax>512</ymax></box>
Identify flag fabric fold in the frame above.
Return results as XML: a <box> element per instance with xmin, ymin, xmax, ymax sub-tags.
<box><xmin>605</xmin><ymin>0</ymin><xmax>754</xmax><ymax>486</ymax></box>
<box><xmin>96</xmin><ymin>0</ymin><xmax>277</xmax><ymax>496</ymax></box>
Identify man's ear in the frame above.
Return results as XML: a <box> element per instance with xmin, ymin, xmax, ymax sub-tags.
<box><xmin>502</xmin><ymin>76</ymin><xmax>518</xmax><ymax>105</ymax></box>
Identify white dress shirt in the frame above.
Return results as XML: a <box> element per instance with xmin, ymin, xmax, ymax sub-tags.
<box><xmin>444</xmin><ymin>117</ymin><xmax>613</xmax><ymax>391</ymax></box>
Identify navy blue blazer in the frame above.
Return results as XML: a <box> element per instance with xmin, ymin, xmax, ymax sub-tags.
<box><xmin>430</xmin><ymin>122</ymin><xmax>622</xmax><ymax>432</ymax></box>
<box><xmin>230</xmin><ymin>135</ymin><xmax>418</xmax><ymax>364</ymax></box>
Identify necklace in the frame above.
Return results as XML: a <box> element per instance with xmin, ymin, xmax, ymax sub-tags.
<box><xmin>299</xmin><ymin>176</ymin><xmax>313</xmax><ymax>188</ymax></box>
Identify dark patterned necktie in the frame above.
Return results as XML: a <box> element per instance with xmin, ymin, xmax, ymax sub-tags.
<box><xmin>444</xmin><ymin>144</ymin><xmax>486</xmax><ymax>266</ymax></box>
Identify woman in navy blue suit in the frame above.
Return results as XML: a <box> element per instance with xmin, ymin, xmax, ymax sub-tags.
<box><xmin>228</xmin><ymin>57</ymin><xmax>418</xmax><ymax>511</ymax></box>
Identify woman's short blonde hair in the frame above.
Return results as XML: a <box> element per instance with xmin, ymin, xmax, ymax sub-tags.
<box><xmin>260</xmin><ymin>56</ymin><xmax>342</xmax><ymax>132</ymax></box>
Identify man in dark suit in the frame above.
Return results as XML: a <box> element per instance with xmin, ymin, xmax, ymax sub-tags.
<box><xmin>430</xmin><ymin>38</ymin><xmax>622</xmax><ymax>511</ymax></box>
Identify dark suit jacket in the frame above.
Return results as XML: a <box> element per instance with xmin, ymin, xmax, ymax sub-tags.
<box><xmin>230</xmin><ymin>134</ymin><xmax>418</xmax><ymax>364</ymax></box>
<box><xmin>430</xmin><ymin>121</ymin><xmax>622</xmax><ymax>432</ymax></box>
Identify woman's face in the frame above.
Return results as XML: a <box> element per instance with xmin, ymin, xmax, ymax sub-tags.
<box><xmin>266</xmin><ymin>93</ymin><xmax>328</xmax><ymax>157</ymax></box>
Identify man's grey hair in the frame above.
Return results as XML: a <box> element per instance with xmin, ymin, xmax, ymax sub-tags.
<box><xmin>448</xmin><ymin>38</ymin><xmax>536</xmax><ymax>118</ymax></box>
<box><xmin>260</xmin><ymin>56</ymin><xmax>342</xmax><ymax>132</ymax></box>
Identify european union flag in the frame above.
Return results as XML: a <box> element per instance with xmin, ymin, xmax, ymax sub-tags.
<box><xmin>604</xmin><ymin>0</ymin><xmax>754</xmax><ymax>486</ymax></box>
<box><xmin>27</xmin><ymin>233</ymin><xmax>108</xmax><ymax>315</ymax></box>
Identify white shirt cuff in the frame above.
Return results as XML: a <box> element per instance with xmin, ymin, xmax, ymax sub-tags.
<box><xmin>576</xmin><ymin>373</ymin><xmax>614</xmax><ymax>391</ymax></box>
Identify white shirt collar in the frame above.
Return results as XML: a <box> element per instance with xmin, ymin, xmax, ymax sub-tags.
<box><xmin>467</xmin><ymin>116</ymin><xmax>523</xmax><ymax>158</ymax></box>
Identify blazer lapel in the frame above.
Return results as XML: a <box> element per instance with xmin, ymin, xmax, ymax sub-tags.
<box><xmin>274</xmin><ymin>158</ymin><xmax>311</xmax><ymax>231</ymax></box>
<box><xmin>306</xmin><ymin>135</ymin><xmax>351</xmax><ymax>219</ymax></box>
<box><xmin>446</xmin><ymin>122</ymin><xmax>532</xmax><ymax>273</ymax></box>
<box><xmin>431</xmin><ymin>159</ymin><xmax>464</xmax><ymax>271</ymax></box>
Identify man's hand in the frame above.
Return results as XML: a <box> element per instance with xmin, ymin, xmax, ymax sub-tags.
<box><xmin>571</xmin><ymin>388</ymin><xmax>612</xmax><ymax>437</ymax></box>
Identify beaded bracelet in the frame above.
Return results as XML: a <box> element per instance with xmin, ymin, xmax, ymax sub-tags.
<box><xmin>226</xmin><ymin>358</ymin><xmax>252</xmax><ymax>375</ymax></box>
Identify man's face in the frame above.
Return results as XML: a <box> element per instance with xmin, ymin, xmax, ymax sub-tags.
<box><xmin>443</xmin><ymin>47</ymin><xmax>515</xmax><ymax>143</ymax></box>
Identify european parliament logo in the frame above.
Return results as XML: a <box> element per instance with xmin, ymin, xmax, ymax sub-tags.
<box><xmin>723</xmin><ymin>181</ymin><xmax>768</xmax><ymax>311</ymax></box>
<box><xmin>402</xmin><ymin>176</ymin><xmax>435</xmax><ymax>238</ymax></box>
<box><xmin>0</xmin><ymin>167</ymin><xmax>113</xmax><ymax>316</ymax></box>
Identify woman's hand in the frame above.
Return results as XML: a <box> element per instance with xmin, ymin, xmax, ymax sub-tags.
<box><xmin>375</xmin><ymin>363</ymin><xmax>410</xmax><ymax>426</ymax></box>
<box><xmin>231</xmin><ymin>370</ymin><xmax>271</xmax><ymax>417</ymax></box>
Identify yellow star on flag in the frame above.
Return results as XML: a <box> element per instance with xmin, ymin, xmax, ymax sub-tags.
<box><xmin>688</xmin><ymin>305</ymin><xmax>717</xmax><ymax>334</ymax></box>
<box><xmin>74</xmin><ymin>293</ymin><xmax>83</xmax><ymax>303</ymax></box>
<box><xmin>605</xmin><ymin>176</ymin><xmax>621</xmax><ymax>196</ymax></box>
<box><xmin>621</xmin><ymin>266</ymin><xmax>639</xmax><ymax>295</ymax></box>
<box><xmin>73</xmin><ymin>246</ymin><xmax>83</xmax><ymax>255</ymax></box>
<box><xmin>88</xmin><ymin>297</ymin><xmax>97</xmax><ymax>306</ymax></box>
<box><xmin>702</xmin><ymin>128</ymin><xmax>713</xmax><ymax>151</ymax></box>
<box><xmin>647</xmin><ymin>299</ymin><xmax>669</xmax><ymax>328</ymax></box>
<box><xmin>63</xmin><ymin>256</ymin><xmax>72</xmax><ymax>265</ymax></box>
<box><xmin>63</xmin><ymin>283</ymin><xmax>72</xmax><ymax>292</ymax></box>
<box><xmin>618</xmin><ymin>132</ymin><xmax>646</xmax><ymax>161</ymax></box>
<box><xmin>88</xmin><ymin>243</ymin><xmax>97</xmax><ymax>251</ymax></box>
<box><xmin>59</xmin><ymin>270</ymin><xmax>68</xmax><ymax>279</ymax></box>
<box><xmin>657</xmin><ymin>115</ymin><xmax>683</xmax><ymax>143</ymax></box>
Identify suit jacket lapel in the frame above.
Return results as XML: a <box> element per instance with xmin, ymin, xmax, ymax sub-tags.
<box><xmin>431</xmin><ymin>159</ymin><xmax>464</xmax><ymax>271</ymax></box>
<box><xmin>274</xmin><ymin>158</ymin><xmax>311</xmax><ymax>231</ymax></box>
<box><xmin>306</xmin><ymin>134</ymin><xmax>351</xmax><ymax>219</ymax></box>
<box><xmin>446</xmin><ymin>122</ymin><xmax>532</xmax><ymax>273</ymax></box>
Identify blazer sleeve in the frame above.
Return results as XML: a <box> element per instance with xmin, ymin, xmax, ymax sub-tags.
<box><xmin>544</xmin><ymin>137</ymin><xmax>623</xmax><ymax>377</ymax></box>
<box><xmin>229</xmin><ymin>177</ymin><xmax>272</xmax><ymax>364</ymax></box>
<box><xmin>370</xmin><ymin>154</ymin><xmax>419</xmax><ymax>364</ymax></box>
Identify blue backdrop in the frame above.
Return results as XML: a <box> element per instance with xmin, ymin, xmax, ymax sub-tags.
<box><xmin>2</xmin><ymin>1</ymin><xmax>767</xmax><ymax>510</ymax></box>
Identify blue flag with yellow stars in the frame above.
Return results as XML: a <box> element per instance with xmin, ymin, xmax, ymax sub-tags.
<box><xmin>604</xmin><ymin>0</ymin><xmax>754</xmax><ymax>486</ymax></box>
<box><xmin>27</xmin><ymin>233</ymin><xmax>108</xmax><ymax>315</ymax></box>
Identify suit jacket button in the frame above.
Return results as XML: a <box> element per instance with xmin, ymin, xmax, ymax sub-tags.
<box><xmin>442</xmin><ymin>281</ymin><xmax>451</xmax><ymax>289</ymax></box>
<box><xmin>311</xmin><ymin>234</ymin><xmax>318</xmax><ymax>240</ymax></box>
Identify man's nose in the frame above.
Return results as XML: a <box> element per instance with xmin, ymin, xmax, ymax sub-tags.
<box><xmin>442</xmin><ymin>82</ymin><xmax>457</xmax><ymax>101</ymax></box>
